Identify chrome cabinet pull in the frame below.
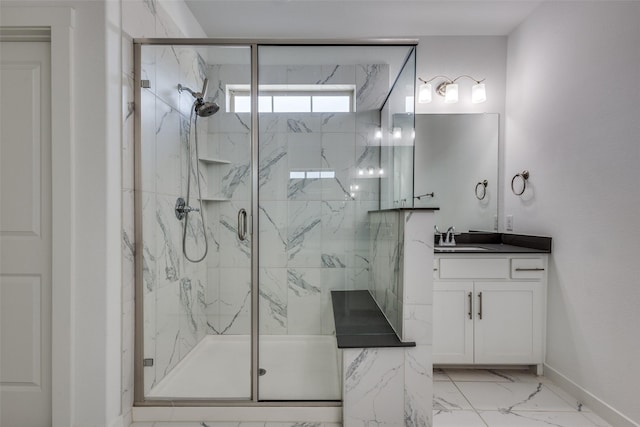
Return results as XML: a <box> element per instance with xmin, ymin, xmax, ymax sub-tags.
<box><xmin>468</xmin><ymin>292</ymin><xmax>473</xmax><ymax>320</ymax></box>
<box><xmin>515</xmin><ymin>267</ymin><xmax>545</xmax><ymax>271</ymax></box>
<box><xmin>478</xmin><ymin>292</ymin><xmax>483</xmax><ymax>320</ymax></box>
<box><xmin>237</xmin><ymin>208</ymin><xmax>247</xmax><ymax>241</ymax></box>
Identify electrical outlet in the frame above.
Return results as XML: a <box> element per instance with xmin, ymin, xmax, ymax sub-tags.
<box><xmin>506</xmin><ymin>215</ymin><xmax>514</xmax><ymax>231</ymax></box>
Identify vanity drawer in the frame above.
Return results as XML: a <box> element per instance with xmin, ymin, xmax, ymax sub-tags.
<box><xmin>439</xmin><ymin>258</ymin><xmax>509</xmax><ymax>279</ymax></box>
<box><xmin>511</xmin><ymin>258</ymin><xmax>546</xmax><ymax>279</ymax></box>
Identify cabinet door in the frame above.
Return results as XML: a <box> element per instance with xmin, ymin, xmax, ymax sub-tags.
<box><xmin>474</xmin><ymin>282</ymin><xmax>542</xmax><ymax>364</ymax></box>
<box><xmin>433</xmin><ymin>282</ymin><xmax>474</xmax><ymax>364</ymax></box>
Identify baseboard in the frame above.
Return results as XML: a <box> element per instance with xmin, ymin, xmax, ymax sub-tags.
<box><xmin>544</xmin><ymin>363</ymin><xmax>639</xmax><ymax>427</ymax></box>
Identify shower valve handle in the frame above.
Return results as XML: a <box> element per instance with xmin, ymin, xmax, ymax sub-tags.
<box><xmin>175</xmin><ymin>197</ymin><xmax>200</xmax><ymax>220</ymax></box>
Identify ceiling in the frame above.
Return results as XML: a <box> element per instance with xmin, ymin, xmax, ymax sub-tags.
<box><xmin>184</xmin><ymin>0</ymin><xmax>544</xmax><ymax>38</ymax></box>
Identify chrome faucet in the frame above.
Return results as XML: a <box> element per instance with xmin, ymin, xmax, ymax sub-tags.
<box><xmin>434</xmin><ymin>225</ymin><xmax>444</xmax><ymax>245</ymax></box>
<box><xmin>443</xmin><ymin>226</ymin><xmax>456</xmax><ymax>246</ymax></box>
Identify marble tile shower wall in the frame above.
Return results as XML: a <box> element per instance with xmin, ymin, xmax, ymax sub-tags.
<box><xmin>122</xmin><ymin>0</ymin><xmax>210</xmax><ymax>405</ymax></box>
<box><xmin>202</xmin><ymin>63</ymin><xmax>389</xmax><ymax>336</ymax></box>
<box><xmin>138</xmin><ymin>43</ymin><xmax>213</xmax><ymax>394</ymax></box>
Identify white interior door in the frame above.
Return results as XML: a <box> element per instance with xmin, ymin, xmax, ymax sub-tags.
<box><xmin>0</xmin><ymin>41</ymin><xmax>52</xmax><ymax>427</ymax></box>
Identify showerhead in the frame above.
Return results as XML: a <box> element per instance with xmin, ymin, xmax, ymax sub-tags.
<box><xmin>178</xmin><ymin>78</ymin><xmax>219</xmax><ymax>117</ymax></box>
<box><xmin>195</xmin><ymin>100</ymin><xmax>220</xmax><ymax>117</ymax></box>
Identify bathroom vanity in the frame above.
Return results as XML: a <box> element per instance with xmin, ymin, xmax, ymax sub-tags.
<box><xmin>433</xmin><ymin>234</ymin><xmax>551</xmax><ymax>375</ymax></box>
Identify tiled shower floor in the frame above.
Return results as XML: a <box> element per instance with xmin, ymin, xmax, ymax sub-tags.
<box><xmin>433</xmin><ymin>368</ymin><xmax>613</xmax><ymax>427</ymax></box>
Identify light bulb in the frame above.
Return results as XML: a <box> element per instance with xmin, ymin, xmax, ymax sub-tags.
<box><xmin>418</xmin><ymin>83</ymin><xmax>432</xmax><ymax>103</ymax></box>
<box><xmin>444</xmin><ymin>83</ymin><xmax>458</xmax><ymax>103</ymax></box>
<box><xmin>358</xmin><ymin>169</ymin><xmax>364</xmax><ymax>176</ymax></box>
<box><xmin>368</xmin><ymin>167</ymin><xmax>374</xmax><ymax>175</ymax></box>
<box><xmin>472</xmin><ymin>83</ymin><xmax>486</xmax><ymax>103</ymax></box>
<box><xmin>378</xmin><ymin>168</ymin><xmax>384</xmax><ymax>175</ymax></box>
<box><xmin>393</xmin><ymin>127</ymin><xmax>402</xmax><ymax>139</ymax></box>
<box><xmin>374</xmin><ymin>128</ymin><xmax>382</xmax><ymax>139</ymax></box>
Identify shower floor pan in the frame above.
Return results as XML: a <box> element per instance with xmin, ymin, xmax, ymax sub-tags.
<box><xmin>147</xmin><ymin>334</ymin><xmax>341</xmax><ymax>401</ymax></box>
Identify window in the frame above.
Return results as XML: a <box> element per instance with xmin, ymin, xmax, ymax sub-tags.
<box><xmin>227</xmin><ymin>84</ymin><xmax>356</xmax><ymax>113</ymax></box>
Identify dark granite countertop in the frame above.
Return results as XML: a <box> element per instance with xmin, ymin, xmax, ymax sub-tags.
<box><xmin>330</xmin><ymin>290</ymin><xmax>415</xmax><ymax>349</ymax></box>
<box><xmin>434</xmin><ymin>232</ymin><xmax>552</xmax><ymax>254</ymax></box>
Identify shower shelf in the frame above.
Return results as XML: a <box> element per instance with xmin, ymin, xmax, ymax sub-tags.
<box><xmin>200</xmin><ymin>197</ymin><xmax>230</xmax><ymax>202</ymax></box>
<box><xmin>198</xmin><ymin>156</ymin><xmax>231</xmax><ymax>164</ymax></box>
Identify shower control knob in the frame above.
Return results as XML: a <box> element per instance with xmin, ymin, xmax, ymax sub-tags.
<box><xmin>174</xmin><ymin>197</ymin><xmax>199</xmax><ymax>220</ymax></box>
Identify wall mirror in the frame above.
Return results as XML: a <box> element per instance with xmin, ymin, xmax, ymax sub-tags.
<box><xmin>413</xmin><ymin>113</ymin><xmax>499</xmax><ymax>232</ymax></box>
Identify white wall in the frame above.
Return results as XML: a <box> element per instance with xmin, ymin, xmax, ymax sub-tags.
<box><xmin>414</xmin><ymin>36</ymin><xmax>507</xmax><ymax>227</ymax></box>
<box><xmin>3</xmin><ymin>1</ymin><xmax>126</xmax><ymax>425</ymax></box>
<box><xmin>505</xmin><ymin>2</ymin><xmax>640</xmax><ymax>424</ymax></box>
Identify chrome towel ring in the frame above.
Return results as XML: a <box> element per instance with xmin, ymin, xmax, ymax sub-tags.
<box><xmin>511</xmin><ymin>170</ymin><xmax>530</xmax><ymax>196</ymax></box>
<box><xmin>475</xmin><ymin>180</ymin><xmax>488</xmax><ymax>200</ymax></box>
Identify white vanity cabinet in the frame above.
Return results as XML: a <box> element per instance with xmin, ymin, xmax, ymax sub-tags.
<box><xmin>433</xmin><ymin>254</ymin><xmax>547</xmax><ymax>373</ymax></box>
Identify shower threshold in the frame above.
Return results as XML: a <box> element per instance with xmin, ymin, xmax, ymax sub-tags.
<box><xmin>146</xmin><ymin>334</ymin><xmax>341</xmax><ymax>401</ymax></box>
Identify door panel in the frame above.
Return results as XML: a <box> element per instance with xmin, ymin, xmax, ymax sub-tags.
<box><xmin>433</xmin><ymin>282</ymin><xmax>474</xmax><ymax>364</ymax></box>
<box><xmin>474</xmin><ymin>282</ymin><xmax>541</xmax><ymax>364</ymax></box>
<box><xmin>0</xmin><ymin>41</ymin><xmax>52</xmax><ymax>427</ymax></box>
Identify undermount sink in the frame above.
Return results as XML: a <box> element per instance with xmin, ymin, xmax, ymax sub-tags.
<box><xmin>435</xmin><ymin>246</ymin><xmax>489</xmax><ymax>251</ymax></box>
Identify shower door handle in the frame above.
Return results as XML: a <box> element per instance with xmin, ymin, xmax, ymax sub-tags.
<box><xmin>238</xmin><ymin>208</ymin><xmax>247</xmax><ymax>241</ymax></box>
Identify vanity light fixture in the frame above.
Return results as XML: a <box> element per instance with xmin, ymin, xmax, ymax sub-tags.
<box><xmin>418</xmin><ymin>75</ymin><xmax>486</xmax><ymax>104</ymax></box>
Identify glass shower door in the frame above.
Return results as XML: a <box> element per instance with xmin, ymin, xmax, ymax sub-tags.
<box><xmin>137</xmin><ymin>43</ymin><xmax>253</xmax><ymax>401</ymax></box>
<box><xmin>256</xmin><ymin>44</ymin><xmax>415</xmax><ymax>401</ymax></box>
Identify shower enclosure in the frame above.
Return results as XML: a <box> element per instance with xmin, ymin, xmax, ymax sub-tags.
<box><xmin>134</xmin><ymin>40</ymin><xmax>417</xmax><ymax>405</ymax></box>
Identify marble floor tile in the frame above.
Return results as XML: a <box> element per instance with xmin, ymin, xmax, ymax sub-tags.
<box><xmin>455</xmin><ymin>382</ymin><xmax>577</xmax><ymax>412</ymax></box>
<box><xmin>478</xmin><ymin>410</ymin><xmax>603</xmax><ymax>426</ymax></box>
<box><xmin>541</xmin><ymin>380</ymin><xmax>593</xmax><ymax>413</ymax></box>
<box><xmin>433</xmin><ymin>381</ymin><xmax>474</xmax><ymax>411</ymax></box>
<box><xmin>444</xmin><ymin>368</ymin><xmax>532</xmax><ymax>383</ymax></box>
<box><xmin>434</xmin><ymin>368</ymin><xmax>451</xmax><ymax>382</ymax></box>
<box><xmin>582</xmin><ymin>412</ymin><xmax>615</xmax><ymax>427</ymax></box>
<box><xmin>433</xmin><ymin>410</ymin><xmax>487</xmax><ymax>426</ymax></box>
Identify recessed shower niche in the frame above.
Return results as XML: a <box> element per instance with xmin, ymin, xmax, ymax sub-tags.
<box><xmin>134</xmin><ymin>40</ymin><xmax>417</xmax><ymax>404</ymax></box>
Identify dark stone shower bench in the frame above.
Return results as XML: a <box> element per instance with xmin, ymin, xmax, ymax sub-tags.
<box><xmin>330</xmin><ymin>290</ymin><xmax>415</xmax><ymax>348</ymax></box>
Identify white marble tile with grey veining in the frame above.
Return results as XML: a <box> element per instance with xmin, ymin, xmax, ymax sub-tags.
<box><xmin>320</xmin><ymin>64</ymin><xmax>355</xmax><ymax>85</ymax></box>
<box><xmin>478</xmin><ymin>410</ymin><xmax>607</xmax><ymax>426</ymax></box>
<box><xmin>321</xmin><ymin>112</ymin><xmax>356</xmax><ymax>133</ymax></box>
<box><xmin>287</xmin><ymin>201</ymin><xmax>322</xmax><ymax>268</ymax></box>
<box><xmin>343</xmin><ymin>348</ymin><xmax>404</xmax><ymax>426</ymax></box>
<box><xmin>258</xmin><ymin>132</ymin><xmax>288</xmax><ymax>201</ymax></box>
<box><xmin>153</xmin><ymin>282</ymin><xmax>181</xmax><ymax>388</ymax></box>
<box><xmin>155</xmin><ymin>100</ymin><xmax>183</xmax><ymax>197</ymax></box>
<box><xmin>321</xmin><ymin>133</ymin><xmax>356</xmax><ymax>201</ymax></box>
<box><xmin>404</xmin><ymin>344</ymin><xmax>433</xmax><ymax>427</ymax></box>
<box><xmin>356</xmin><ymin>64</ymin><xmax>389</xmax><ymax>111</ymax></box>
<box><xmin>456</xmin><ymin>382</ymin><xmax>578</xmax><ymax>412</ymax></box>
<box><xmin>217</xmin><ymin>267</ymin><xmax>251</xmax><ymax>335</ymax></box>
<box><xmin>258</xmin><ymin>202</ymin><xmax>288</xmax><ymax>268</ymax></box>
<box><xmin>287</xmin><ymin>268</ymin><xmax>322</xmax><ymax>334</ymax></box>
<box><xmin>259</xmin><ymin>268</ymin><xmax>288</xmax><ymax>335</ymax></box>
